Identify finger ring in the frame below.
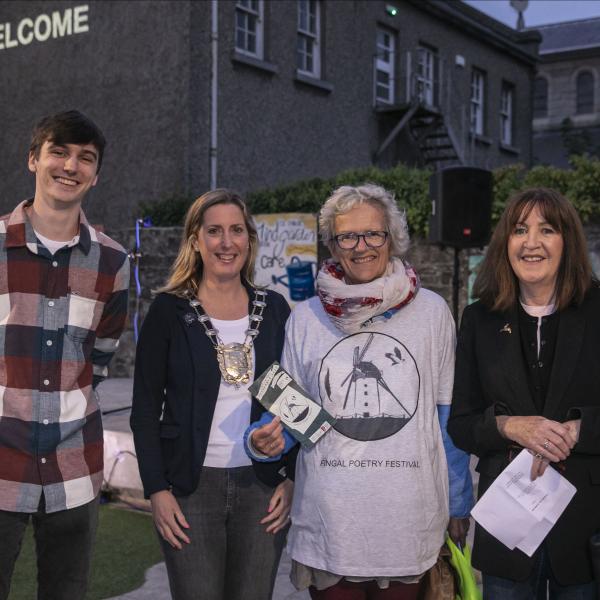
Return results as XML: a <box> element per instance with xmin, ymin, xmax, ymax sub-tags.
<box><xmin>534</xmin><ymin>452</ymin><xmax>543</xmax><ymax>459</ymax></box>
<box><xmin>543</xmin><ymin>440</ymin><xmax>550</xmax><ymax>450</ymax></box>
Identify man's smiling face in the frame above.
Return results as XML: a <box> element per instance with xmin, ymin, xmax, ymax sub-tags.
<box><xmin>28</xmin><ymin>140</ymin><xmax>99</xmax><ymax>207</ymax></box>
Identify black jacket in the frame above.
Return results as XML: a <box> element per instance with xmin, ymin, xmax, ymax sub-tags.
<box><xmin>130</xmin><ymin>287</ymin><xmax>296</xmax><ymax>498</ymax></box>
<box><xmin>448</xmin><ymin>287</ymin><xmax>600</xmax><ymax>585</ymax></box>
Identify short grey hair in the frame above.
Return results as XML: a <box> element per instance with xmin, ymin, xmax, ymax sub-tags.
<box><xmin>319</xmin><ymin>184</ymin><xmax>410</xmax><ymax>257</ymax></box>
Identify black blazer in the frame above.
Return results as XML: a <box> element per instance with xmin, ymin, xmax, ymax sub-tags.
<box><xmin>448</xmin><ymin>287</ymin><xmax>600</xmax><ymax>585</ymax></box>
<box><xmin>130</xmin><ymin>287</ymin><xmax>296</xmax><ymax>498</ymax></box>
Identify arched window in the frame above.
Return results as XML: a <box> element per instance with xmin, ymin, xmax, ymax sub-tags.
<box><xmin>533</xmin><ymin>76</ymin><xmax>548</xmax><ymax>118</ymax></box>
<box><xmin>576</xmin><ymin>71</ymin><xmax>594</xmax><ymax>114</ymax></box>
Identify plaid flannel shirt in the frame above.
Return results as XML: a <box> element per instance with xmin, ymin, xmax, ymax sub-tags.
<box><xmin>0</xmin><ymin>200</ymin><xmax>129</xmax><ymax>513</ymax></box>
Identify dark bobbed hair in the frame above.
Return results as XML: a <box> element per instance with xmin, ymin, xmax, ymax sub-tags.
<box><xmin>474</xmin><ymin>187</ymin><xmax>593</xmax><ymax>312</ymax></box>
<box><xmin>29</xmin><ymin>110</ymin><xmax>106</xmax><ymax>172</ymax></box>
<box><xmin>157</xmin><ymin>189</ymin><xmax>259</xmax><ymax>297</ymax></box>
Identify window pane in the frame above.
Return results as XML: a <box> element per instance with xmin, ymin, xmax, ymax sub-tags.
<box><xmin>298</xmin><ymin>0</ymin><xmax>308</xmax><ymax>30</ymax></box>
<box><xmin>235</xmin><ymin>3</ymin><xmax>262</xmax><ymax>56</ymax></box>
<box><xmin>297</xmin><ymin>36</ymin><xmax>306</xmax><ymax>70</ymax></box>
<box><xmin>236</xmin><ymin>29</ymin><xmax>245</xmax><ymax>49</ymax></box>
<box><xmin>297</xmin><ymin>1</ymin><xmax>319</xmax><ymax>76</ymax></box>
<box><xmin>377</xmin><ymin>85</ymin><xmax>390</xmax><ymax>101</ymax></box>
<box><xmin>377</xmin><ymin>71</ymin><xmax>390</xmax><ymax>85</ymax></box>
<box><xmin>576</xmin><ymin>71</ymin><xmax>594</xmax><ymax>114</ymax></box>
<box><xmin>533</xmin><ymin>77</ymin><xmax>548</xmax><ymax>118</ymax></box>
<box><xmin>309</xmin><ymin>1</ymin><xmax>317</xmax><ymax>33</ymax></box>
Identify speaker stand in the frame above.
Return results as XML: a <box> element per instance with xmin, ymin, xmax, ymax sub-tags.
<box><xmin>452</xmin><ymin>247</ymin><xmax>460</xmax><ymax>331</ymax></box>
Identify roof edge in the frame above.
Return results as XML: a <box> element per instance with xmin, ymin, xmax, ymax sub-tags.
<box><xmin>404</xmin><ymin>0</ymin><xmax>540</xmax><ymax>65</ymax></box>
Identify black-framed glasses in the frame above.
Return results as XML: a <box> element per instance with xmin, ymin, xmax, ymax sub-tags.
<box><xmin>333</xmin><ymin>230</ymin><xmax>389</xmax><ymax>250</ymax></box>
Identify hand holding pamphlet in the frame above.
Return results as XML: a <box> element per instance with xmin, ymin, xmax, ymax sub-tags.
<box><xmin>249</xmin><ymin>362</ymin><xmax>336</xmax><ymax>448</ymax></box>
<box><xmin>471</xmin><ymin>449</ymin><xmax>576</xmax><ymax>556</ymax></box>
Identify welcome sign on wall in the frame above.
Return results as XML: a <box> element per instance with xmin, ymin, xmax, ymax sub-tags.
<box><xmin>254</xmin><ymin>214</ymin><xmax>318</xmax><ymax>306</ymax></box>
<box><xmin>0</xmin><ymin>5</ymin><xmax>89</xmax><ymax>51</ymax></box>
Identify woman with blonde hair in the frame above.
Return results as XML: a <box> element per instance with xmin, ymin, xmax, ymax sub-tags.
<box><xmin>131</xmin><ymin>189</ymin><xmax>296</xmax><ymax>600</ymax></box>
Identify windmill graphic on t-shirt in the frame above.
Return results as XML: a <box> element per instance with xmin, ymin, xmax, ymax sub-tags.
<box><xmin>339</xmin><ymin>333</ymin><xmax>410</xmax><ymax>418</ymax></box>
<box><xmin>319</xmin><ymin>331</ymin><xmax>419</xmax><ymax>441</ymax></box>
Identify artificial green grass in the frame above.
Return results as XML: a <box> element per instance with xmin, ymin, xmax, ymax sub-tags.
<box><xmin>8</xmin><ymin>503</ymin><xmax>163</xmax><ymax>600</ymax></box>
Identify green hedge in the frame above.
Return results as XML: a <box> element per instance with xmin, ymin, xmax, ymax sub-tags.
<box><xmin>139</xmin><ymin>156</ymin><xmax>600</xmax><ymax>236</ymax></box>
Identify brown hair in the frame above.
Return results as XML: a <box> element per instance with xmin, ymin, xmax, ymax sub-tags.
<box><xmin>29</xmin><ymin>110</ymin><xmax>106</xmax><ymax>172</ymax></box>
<box><xmin>474</xmin><ymin>187</ymin><xmax>592</xmax><ymax>311</ymax></box>
<box><xmin>157</xmin><ymin>189</ymin><xmax>258</xmax><ymax>297</ymax></box>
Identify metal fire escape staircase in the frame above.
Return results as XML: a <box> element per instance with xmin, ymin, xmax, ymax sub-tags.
<box><xmin>374</xmin><ymin>50</ymin><xmax>465</xmax><ymax>169</ymax></box>
<box><xmin>409</xmin><ymin>110</ymin><xmax>461</xmax><ymax>166</ymax></box>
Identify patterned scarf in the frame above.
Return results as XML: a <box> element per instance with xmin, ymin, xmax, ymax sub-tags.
<box><xmin>316</xmin><ymin>257</ymin><xmax>420</xmax><ymax>334</ymax></box>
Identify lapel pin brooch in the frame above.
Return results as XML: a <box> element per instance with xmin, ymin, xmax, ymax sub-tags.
<box><xmin>500</xmin><ymin>323</ymin><xmax>512</xmax><ymax>334</ymax></box>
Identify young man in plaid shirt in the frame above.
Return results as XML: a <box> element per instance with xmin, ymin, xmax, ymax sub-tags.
<box><xmin>0</xmin><ymin>111</ymin><xmax>130</xmax><ymax>599</ymax></box>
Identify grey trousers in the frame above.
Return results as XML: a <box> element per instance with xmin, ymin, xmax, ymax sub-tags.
<box><xmin>160</xmin><ymin>466</ymin><xmax>287</xmax><ymax>600</ymax></box>
<box><xmin>0</xmin><ymin>495</ymin><xmax>100</xmax><ymax>600</ymax></box>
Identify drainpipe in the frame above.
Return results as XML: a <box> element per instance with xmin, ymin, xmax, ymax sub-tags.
<box><xmin>210</xmin><ymin>0</ymin><xmax>218</xmax><ymax>189</ymax></box>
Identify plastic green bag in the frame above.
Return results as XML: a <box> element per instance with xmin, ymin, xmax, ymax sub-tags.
<box><xmin>445</xmin><ymin>537</ymin><xmax>482</xmax><ymax>600</ymax></box>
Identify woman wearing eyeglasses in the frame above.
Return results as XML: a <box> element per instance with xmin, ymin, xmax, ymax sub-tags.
<box><xmin>244</xmin><ymin>184</ymin><xmax>473</xmax><ymax>600</ymax></box>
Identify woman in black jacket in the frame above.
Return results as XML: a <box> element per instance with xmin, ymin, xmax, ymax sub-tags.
<box><xmin>130</xmin><ymin>189</ymin><xmax>295</xmax><ymax>600</ymax></box>
<box><xmin>449</xmin><ymin>188</ymin><xmax>599</xmax><ymax>599</ymax></box>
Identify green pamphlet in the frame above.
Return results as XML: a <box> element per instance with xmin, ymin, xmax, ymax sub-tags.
<box><xmin>249</xmin><ymin>362</ymin><xmax>336</xmax><ymax>449</ymax></box>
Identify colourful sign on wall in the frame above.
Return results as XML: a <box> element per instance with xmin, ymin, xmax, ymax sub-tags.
<box><xmin>254</xmin><ymin>213</ymin><xmax>318</xmax><ymax>305</ymax></box>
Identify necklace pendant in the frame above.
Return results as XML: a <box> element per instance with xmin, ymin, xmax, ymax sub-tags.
<box><xmin>216</xmin><ymin>342</ymin><xmax>252</xmax><ymax>385</ymax></box>
<box><xmin>189</xmin><ymin>289</ymin><xmax>264</xmax><ymax>386</ymax></box>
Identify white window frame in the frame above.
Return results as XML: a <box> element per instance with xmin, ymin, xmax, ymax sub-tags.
<box><xmin>500</xmin><ymin>84</ymin><xmax>514</xmax><ymax>146</ymax></box>
<box><xmin>297</xmin><ymin>0</ymin><xmax>321</xmax><ymax>78</ymax></box>
<box><xmin>374</xmin><ymin>28</ymin><xmax>395</xmax><ymax>104</ymax></box>
<box><xmin>416</xmin><ymin>46</ymin><xmax>434</xmax><ymax>106</ymax></box>
<box><xmin>235</xmin><ymin>0</ymin><xmax>264</xmax><ymax>59</ymax></box>
<box><xmin>470</xmin><ymin>69</ymin><xmax>485</xmax><ymax>135</ymax></box>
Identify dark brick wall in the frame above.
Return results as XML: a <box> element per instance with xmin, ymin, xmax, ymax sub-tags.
<box><xmin>1</xmin><ymin>0</ymin><xmax>536</xmax><ymax>233</ymax></box>
<box><xmin>0</xmin><ymin>0</ymin><xmax>200</xmax><ymax>230</ymax></box>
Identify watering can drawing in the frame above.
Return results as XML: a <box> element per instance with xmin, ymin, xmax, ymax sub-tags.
<box><xmin>271</xmin><ymin>256</ymin><xmax>317</xmax><ymax>301</ymax></box>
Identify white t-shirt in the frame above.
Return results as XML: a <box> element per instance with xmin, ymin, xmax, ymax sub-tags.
<box><xmin>202</xmin><ymin>316</ymin><xmax>255</xmax><ymax>468</ymax></box>
<box><xmin>34</xmin><ymin>229</ymin><xmax>79</xmax><ymax>255</ymax></box>
<box><xmin>283</xmin><ymin>289</ymin><xmax>454</xmax><ymax>577</ymax></box>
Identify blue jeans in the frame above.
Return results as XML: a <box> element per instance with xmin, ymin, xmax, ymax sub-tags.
<box><xmin>159</xmin><ymin>466</ymin><xmax>287</xmax><ymax>600</ymax></box>
<box><xmin>483</xmin><ymin>546</ymin><xmax>596</xmax><ymax>600</ymax></box>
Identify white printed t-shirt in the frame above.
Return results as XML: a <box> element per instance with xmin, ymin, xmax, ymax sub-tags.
<box><xmin>283</xmin><ymin>288</ymin><xmax>454</xmax><ymax>577</ymax></box>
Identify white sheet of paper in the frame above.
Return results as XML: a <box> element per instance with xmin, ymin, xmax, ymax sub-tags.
<box><xmin>471</xmin><ymin>450</ymin><xmax>576</xmax><ymax>556</ymax></box>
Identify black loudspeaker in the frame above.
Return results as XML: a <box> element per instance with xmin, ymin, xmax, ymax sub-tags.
<box><xmin>428</xmin><ymin>167</ymin><xmax>493</xmax><ymax>248</ymax></box>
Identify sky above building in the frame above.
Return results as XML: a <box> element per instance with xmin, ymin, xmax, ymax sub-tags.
<box><xmin>463</xmin><ymin>0</ymin><xmax>600</xmax><ymax>28</ymax></box>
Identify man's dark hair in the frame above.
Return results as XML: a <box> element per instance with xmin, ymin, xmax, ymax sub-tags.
<box><xmin>29</xmin><ymin>110</ymin><xmax>106</xmax><ymax>172</ymax></box>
